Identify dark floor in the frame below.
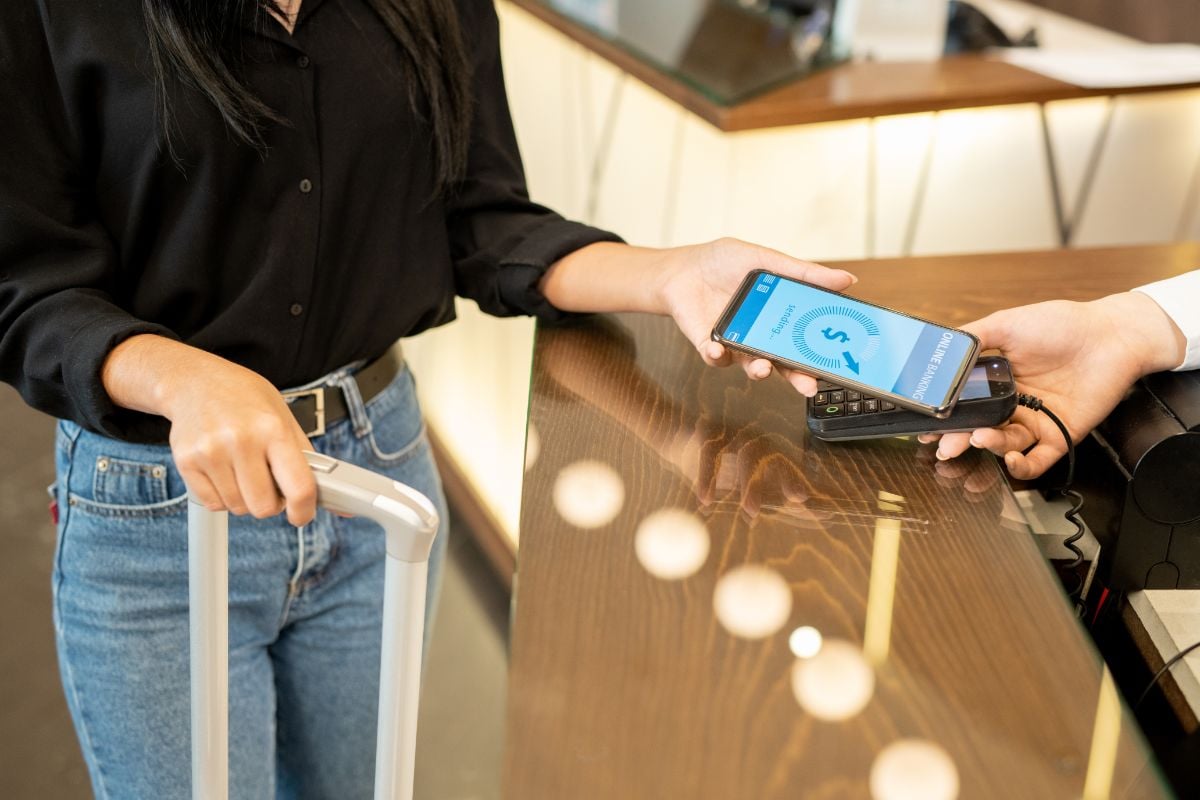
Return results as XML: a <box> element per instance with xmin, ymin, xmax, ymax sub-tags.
<box><xmin>0</xmin><ymin>384</ymin><xmax>508</xmax><ymax>799</ymax></box>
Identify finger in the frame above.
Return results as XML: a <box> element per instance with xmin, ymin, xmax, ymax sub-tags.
<box><xmin>934</xmin><ymin>458</ymin><xmax>972</xmax><ymax>480</ymax></box>
<box><xmin>917</xmin><ymin>433</ymin><xmax>942</xmax><ymax>444</ymax></box>
<box><xmin>233</xmin><ymin>448</ymin><xmax>284</xmax><ymax>519</ymax></box>
<box><xmin>180</xmin><ymin>469</ymin><xmax>223</xmax><ymax>511</ymax></box>
<box><xmin>695</xmin><ymin>438</ymin><xmax>724</xmax><ymax>506</ymax></box>
<box><xmin>935</xmin><ymin>432</ymin><xmax>972</xmax><ymax>460</ymax></box>
<box><xmin>960</xmin><ymin>310</ymin><xmax>1013</xmax><ymax>354</ymax></box>
<box><xmin>699</xmin><ymin>340</ymin><xmax>733</xmax><ymax>368</ymax></box>
<box><xmin>269</xmin><ymin>440</ymin><xmax>319</xmax><ymax>526</ymax></box>
<box><xmin>932</xmin><ymin>468</ymin><xmax>960</xmax><ymax>491</ymax></box>
<box><xmin>207</xmin><ymin>463</ymin><xmax>248</xmax><ymax>516</ymax></box>
<box><xmin>969</xmin><ymin>422</ymin><xmax>1037</xmax><ymax>456</ymax></box>
<box><xmin>741</xmin><ymin>487</ymin><xmax>762</xmax><ymax>518</ymax></box>
<box><xmin>750</xmin><ymin>244</ymin><xmax>858</xmax><ymax>291</ymax></box>
<box><xmin>913</xmin><ymin>444</ymin><xmax>939</xmax><ymax>466</ymax></box>
<box><xmin>963</xmin><ymin>464</ymin><xmax>1000</xmax><ymax>495</ymax></box>
<box><xmin>741</xmin><ymin>358</ymin><xmax>772</xmax><ymax>381</ymax></box>
<box><xmin>1003</xmin><ymin>442</ymin><xmax>1067</xmax><ymax>480</ymax></box>
<box><xmin>782</xmin><ymin>369</ymin><xmax>818</xmax><ymax>397</ymax></box>
<box><xmin>782</xmin><ymin>483</ymin><xmax>809</xmax><ymax>505</ymax></box>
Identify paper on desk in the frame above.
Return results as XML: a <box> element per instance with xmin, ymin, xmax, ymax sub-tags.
<box><xmin>1001</xmin><ymin>44</ymin><xmax>1200</xmax><ymax>88</ymax></box>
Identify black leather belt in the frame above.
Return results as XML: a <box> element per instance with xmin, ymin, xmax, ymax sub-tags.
<box><xmin>281</xmin><ymin>348</ymin><xmax>403</xmax><ymax>437</ymax></box>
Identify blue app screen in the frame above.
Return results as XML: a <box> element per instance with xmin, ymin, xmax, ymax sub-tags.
<box><xmin>721</xmin><ymin>274</ymin><xmax>974</xmax><ymax>407</ymax></box>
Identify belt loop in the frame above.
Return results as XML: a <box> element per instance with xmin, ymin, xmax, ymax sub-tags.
<box><xmin>333</xmin><ymin>371</ymin><xmax>372</xmax><ymax>439</ymax></box>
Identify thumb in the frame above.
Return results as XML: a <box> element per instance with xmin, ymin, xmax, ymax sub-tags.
<box><xmin>1003</xmin><ymin>442</ymin><xmax>1065</xmax><ymax>480</ymax></box>
<box><xmin>960</xmin><ymin>310</ymin><xmax>1010</xmax><ymax>354</ymax></box>
<box><xmin>751</xmin><ymin>246</ymin><xmax>857</xmax><ymax>292</ymax></box>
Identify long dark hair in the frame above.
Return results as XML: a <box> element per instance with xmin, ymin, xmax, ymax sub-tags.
<box><xmin>142</xmin><ymin>0</ymin><xmax>473</xmax><ymax>191</ymax></box>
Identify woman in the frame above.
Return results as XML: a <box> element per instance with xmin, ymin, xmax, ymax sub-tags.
<box><xmin>0</xmin><ymin>0</ymin><xmax>855</xmax><ymax>796</ymax></box>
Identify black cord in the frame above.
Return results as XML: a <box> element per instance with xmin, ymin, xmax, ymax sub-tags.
<box><xmin>1016</xmin><ymin>394</ymin><xmax>1086</xmax><ymax>608</ymax></box>
<box><xmin>1016</xmin><ymin>395</ymin><xmax>1200</xmax><ymax>715</ymax></box>
<box><xmin>1135</xmin><ymin>639</ymin><xmax>1200</xmax><ymax>711</ymax></box>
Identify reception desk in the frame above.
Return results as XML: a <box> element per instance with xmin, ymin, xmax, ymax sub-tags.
<box><xmin>501</xmin><ymin>244</ymin><xmax>1199</xmax><ymax>798</ymax></box>
<box><xmin>405</xmin><ymin>0</ymin><xmax>1200</xmax><ymax>564</ymax></box>
<box><xmin>500</xmin><ymin>243</ymin><xmax>1198</xmax><ymax>797</ymax></box>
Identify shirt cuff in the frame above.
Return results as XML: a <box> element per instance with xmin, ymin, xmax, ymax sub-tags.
<box><xmin>1133</xmin><ymin>270</ymin><xmax>1200</xmax><ymax>371</ymax></box>
<box><xmin>498</xmin><ymin>218</ymin><xmax>624</xmax><ymax>321</ymax></box>
<box><xmin>63</xmin><ymin>311</ymin><xmax>181</xmax><ymax>443</ymax></box>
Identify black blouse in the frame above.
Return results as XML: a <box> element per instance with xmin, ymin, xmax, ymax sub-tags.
<box><xmin>0</xmin><ymin>0</ymin><xmax>618</xmax><ymax>443</ymax></box>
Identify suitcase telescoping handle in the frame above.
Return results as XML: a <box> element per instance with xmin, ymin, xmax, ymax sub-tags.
<box><xmin>187</xmin><ymin>451</ymin><xmax>440</xmax><ymax>800</ymax></box>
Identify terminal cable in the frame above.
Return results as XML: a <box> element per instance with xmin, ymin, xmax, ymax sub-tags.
<box><xmin>1014</xmin><ymin>396</ymin><xmax>1200</xmax><ymax>714</ymax></box>
<box><xmin>1016</xmin><ymin>394</ymin><xmax>1086</xmax><ymax>610</ymax></box>
<box><xmin>1134</xmin><ymin>638</ymin><xmax>1200</xmax><ymax>711</ymax></box>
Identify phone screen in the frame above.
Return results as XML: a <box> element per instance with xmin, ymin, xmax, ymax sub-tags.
<box><xmin>720</xmin><ymin>273</ymin><xmax>975</xmax><ymax>409</ymax></box>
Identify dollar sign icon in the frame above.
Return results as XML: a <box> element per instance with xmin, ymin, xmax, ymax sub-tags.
<box><xmin>821</xmin><ymin>327</ymin><xmax>850</xmax><ymax>344</ymax></box>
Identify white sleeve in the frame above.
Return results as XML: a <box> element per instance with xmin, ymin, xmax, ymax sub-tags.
<box><xmin>1133</xmin><ymin>270</ymin><xmax>1200</xmax><ymax>371</ymax></box>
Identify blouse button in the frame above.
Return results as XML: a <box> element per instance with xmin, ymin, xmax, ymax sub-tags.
<box><xmin>299</xmin><ymin>178</ymin><xmax>313</xmax><ymax>194</ymax></box>
<box><xmin>290</xmin><ymin>304</ymin><xmax>304</xmax><ymax>317</ymax></box>
<box><xmin>297</xmin><ymin>55</ymin><xmax>311</xmax><ymax>69</ymax></box>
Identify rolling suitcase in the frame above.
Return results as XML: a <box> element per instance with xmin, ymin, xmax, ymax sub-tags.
<box><xmin>188</xmin><ymin>451</ymin><xmax>440</xmax><ymax>800</ymax></box>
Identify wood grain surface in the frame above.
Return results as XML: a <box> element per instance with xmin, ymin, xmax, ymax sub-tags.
<box><xmin>504</xmin><ymin>245</ymin><xmax>1198</xmax><ymax>798</ymax></box>
<box><xmin>506</xmin><ymin>0</ymin><xmax>1200</xmax><ymax>132</ymax></box>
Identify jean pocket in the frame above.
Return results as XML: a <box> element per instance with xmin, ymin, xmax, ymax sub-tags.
<box><xmin>363</xmin><ymin>368</ymin><xmax>428</xmax><ymax>466</ymax></box>
<box><xmin>66</xmin><ymin>492</ymin><xmax>189</xmax><ymax>520</ymax></box>
<box><xmin>92</xmin><ymin>455</ymin><xmax>172</xmax><ymax>505</ymax></box>
<box><xmin>366</xmin><ymin>418</ymin><xmax>428</xmax><ymax>466</ymax></box>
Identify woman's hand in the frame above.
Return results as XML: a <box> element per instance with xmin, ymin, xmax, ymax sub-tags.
<box><xmin>655</xmin><ymin>238</ymin><xmax>857</xmax><ymax>396</ymax></box>
<box><xmin>920</xmin><ymin>292</ymin><xmax>1186</xmax><ymax>479</ymax></box>
<box><xmin>539</xmin><ymin>238</ymin><xmax>857</xmax><ymax>396</ymax></box>
<box><xmin>102</xmin><ymin>335</ymin><xmax>318</xmax><ymax>525</ymax></box>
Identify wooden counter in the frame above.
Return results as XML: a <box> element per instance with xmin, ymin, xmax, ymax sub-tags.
<box><xmin>501</xmin><ymin>244</ymin><xmax>1197</xmax><ymax>798</ymax></box>
<box><xmin>509</xmin><ymin>0</ymin><xmax>1200</xmax><ymax>132</ymax></box>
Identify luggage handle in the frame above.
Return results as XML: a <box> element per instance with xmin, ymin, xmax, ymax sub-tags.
<box><xmin>188</xmin><ymin>451</ymin><xmax>440</xmax><ymax>800</ymax></box>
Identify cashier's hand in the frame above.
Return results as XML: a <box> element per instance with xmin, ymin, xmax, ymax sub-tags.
<box><xmin>921</xmin><ymin>292</ymin><xmax>1186</xmax><ymax>480</ymax></box>
<box><xmin>658</xmin><ymin>238</ymin><xmax>857</xmax><ymax>396</ymax></box>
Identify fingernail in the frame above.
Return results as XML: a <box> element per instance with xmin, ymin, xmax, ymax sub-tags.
<box><xmin>936</xmin><ymin>450</ymin><xmax>949</xmax><ymax>461</ymax></box>
<box><xmin>969</xmin><ymin>435</ymin><xmax>982</xmax><ymax>447</ymax></box>
<box><xmin>847</xmin><ymin>272</ymin><xmax>859</xmax><ymax>284</ymax></box>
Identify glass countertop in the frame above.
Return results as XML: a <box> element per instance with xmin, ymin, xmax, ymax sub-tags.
<box><xmin>506</xmin><ymin>312</ymin><xmax>1170</xmax><ymax>798</ymax></box>
<box><xmin>537</xmin><ymin>0</ymin><xmax>845</xmax><ymax>105</ymax></box>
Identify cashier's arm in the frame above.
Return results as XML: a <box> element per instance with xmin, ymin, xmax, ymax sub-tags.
<box><xmin>927</xmin><ymin>284</ymin><xmax>1193</xmax><ymax>480</ymax></box>
<box><xmin>538</xmin><ymin>238</ymin><xmax>858</xmax><ymax>397</ymax></box>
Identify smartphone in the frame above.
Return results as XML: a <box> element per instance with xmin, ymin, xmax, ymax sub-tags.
<box><xmin>712</xmin><ymin>271</ymin><xmax>980</xmax><ymax>418</ymax></box>
<box><xmin>807</xmin><ymin>357</ymin><xmax>1017</xmax><ymax>441</ymax></box>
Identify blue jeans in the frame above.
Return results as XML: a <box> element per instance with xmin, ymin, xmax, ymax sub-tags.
<box><xmin>51</xmin><ymin>362</ymin><xmax>448</xmax><ymax>799</ymax></box>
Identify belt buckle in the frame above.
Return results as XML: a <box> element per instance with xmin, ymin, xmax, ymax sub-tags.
<box><xmin>281</xmin><ymin>387</ymin><xmax>326</xmax><ymax>438</ymax></box>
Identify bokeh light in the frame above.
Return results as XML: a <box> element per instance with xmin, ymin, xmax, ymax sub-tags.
<box><xmin>870</xmin><ymin>739</ymin><xmax>959</xmax><ymax>800</ymax></box>
<box><xmin>634</xmin><ymin>508</ymin><xmax>710</xmax><ymax>580</ymax></box>
<box><xmin>788</xmin><ymin>626</ymin><xmax>824</xmax><ymax>659</ymax></box>
<box><xmin>525</xmin><ymin>424</ymin><xmax>541</xmax><ymax>472</ymax></box>
<box><xmin>552</xmin><ymin>460</ymin><xmax>625</xmax><ymax>529</ymax></box>
<box><xmin>791</xmin><ymin>638</ymin><xmax>876</xmax><ymax>721</ymax></box>
<box><xmin>713</xmin><ymin>565</ymin><xmax>793</xmax><ymax>639</ymax></box>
